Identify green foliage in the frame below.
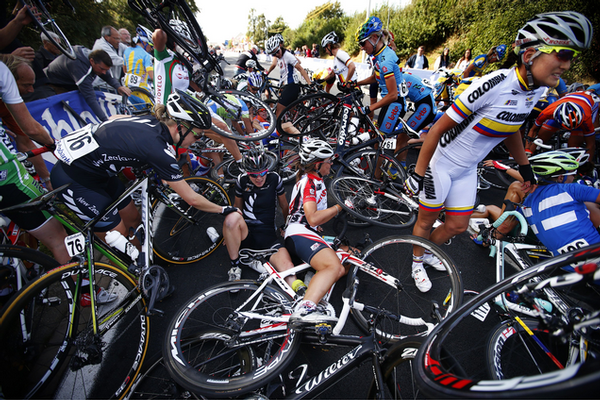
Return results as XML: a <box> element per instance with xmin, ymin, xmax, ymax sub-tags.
<box><xmin>289</xmin><ymin>1</ymin><xmax>349</xmax><ymax>54</ymax></box>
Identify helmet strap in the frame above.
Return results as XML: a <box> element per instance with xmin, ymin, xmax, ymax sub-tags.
<box><xmin>175</xmin><ymin>123</ymin><xmax>194</xmax><ymax>151</ymax></box>
<box><xmin>522</xmin><ymin>49</ymin><xmax>541</xmax><ymax>89</ymax></box>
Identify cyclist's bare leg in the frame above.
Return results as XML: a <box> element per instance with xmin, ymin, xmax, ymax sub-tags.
<box><xmin>303</xmin><ymin>247</ymin><xmax>348</xmax><ymax>304</ymax></box>
<box><xmin>223</xmin><ymin>212</ymin><xmax>248</xmax><ymax>260</ymax></box>
<box><xmin>28</xmin><ymin>218</ymin><xmax>70</xmax><ymax>264</ymax></box>
<box><xmin>269</xmin><ymin>247</ymin><xmax>296</xmax><ymax>286</ymax></box>
<box><xmin>428</xmin><ymin>213</ymin><xmax>470</xmax><ymax>247</ymax></box>
<box><xmin>204</xmin><ymin>130</ymin><xmax>242</xmax><ymax>161</ymax></box>
<box><xmin>395</xmin><ymin>132</ymin><xmax>410</xmax><ymax>163</ymax></box>
<box><xmin>411</xmin><ymin>208</ymin><xmax>443</xmax><ymax>257</ymax></box>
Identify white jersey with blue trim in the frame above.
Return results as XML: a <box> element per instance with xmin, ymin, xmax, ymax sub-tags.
<box><xmin>277</xmin><ymin>50</ymin><xmax>299</xmax><ymax>85</ymax></box>
<box><xmin>522</xmin><ymin>183</ymin><xmax>600</xmax><ymax>256</ymax></box>
<box><xmin>440</xmin><ymin>68</ymin><xmax>544</xmax><ymax>168</ymax></box>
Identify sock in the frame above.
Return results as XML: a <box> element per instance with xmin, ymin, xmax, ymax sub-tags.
<box><xmin>230</xmin><ymin>258</ymin><xmax>240</xmax><ymax>269</ymax></box>
<box><xmin>412</xmin><ymin>255</ymin><xmax>424</xmax><ymax>271</ymax></box>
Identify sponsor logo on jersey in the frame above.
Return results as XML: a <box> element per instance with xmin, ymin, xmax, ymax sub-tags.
<box><xmin>496</xmin><ymin>111</ymin><xmax>529</xmax><ymax>122</ymax></box>
<box><xmin>439</xmin><ymin>114</ymin><xmax>476</xmax><ymax>147</ymax></box>
<box><xmin>0</xmin><ymin>170</ymin><xmax>7</xmax><ymax>182</ymax></box>
<box><xmin>512</xmin><ymin>90</ymin><xmax>520</xmax><ymax>96</ymax></box>
<box><xmin>467</xmin><ymin>73</ymin><xmax>506</xmax><ymax>103</ymax></box>
<box><xmin>504</xmin><ymin>100</ymin><xmax>518</xmax><ymax>106</ymax></box>
<box><xmin>423</xmin><ymin>167</ymin><xmax>436</xmax><ymax>200</ymax></box>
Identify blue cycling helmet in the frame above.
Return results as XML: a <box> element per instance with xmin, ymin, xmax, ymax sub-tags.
<box><xmin>355</xmin><ymin>16</ymin><xmax>383</xmax><ymax>43</ymax></box>
<box><xmin>247</xmin><ymin>72</ymin><xmax>264</xmax><ymax>89</ymax></box>
<box><xmin>495</xmin><ymin>44</ymin><xmax>507</xmax><ymax>61</ymax></box>
<box><xmin>135</xmin><ymin>25</ymin><xmax>154</xmax><ymax>46</ymax></box>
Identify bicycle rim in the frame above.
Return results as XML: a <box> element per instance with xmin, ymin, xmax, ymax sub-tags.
<box><xmin>163</xmin><ymin>281</ymin><xmax>300</xmax><ymax>398</ymax></box>
<box><xmin>276</xmin><ymin>92</ymin><xmax>341</xmax><ymax>139</ymax></box>
<box><xmin>337</xmin><ymin>149</ymin><xmax>408</xmax><ymax>185</ymax></box>
<box><xmin>331</xmin><ymin>176</ymin><xmax>417</xmax><ymax>229</ymax></box>
<box><xmin>23</xmin><ymin>0</ymin><xmax>76</xmax><ymax>59</ymax></box>
<box><xmin>353</xmin><ymin>235</ymin><xmax>463</xmax><ymax>342</ymax></box>
<box><xmin>126</xmin><ymin>86</ymin><xmax>155</xmax><ymax>114</ymax></box>
<box><xmin>152</xmin><ymin>177</ymin><xmax>230</xmax><ymax>264</ymax></box>
<box><xmin>126</xmin><ymin>352</ymin><xmax>204</xmax><ymax>399</ymax></box>
<box><xmin>414</xmin><ymin>244</ymin><xmax>600</xmax><ymax>398</ymax></box>
<box><xmin>207</xmin><ymin>90</ymin><xmax>276</xmax><ymax>141</ymax></box>
<box><xmin>0</xmin><ymin>262</ymin><xmax>149</xmax><ymax>399</ymax></box>
<box><xmin>367</xmin><ymin>337</ymin><xmax>426</xmax><ymax>399</ymax></box>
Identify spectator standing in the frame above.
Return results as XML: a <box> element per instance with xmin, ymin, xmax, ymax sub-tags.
<box><xmin>456</xmin><ymin>48</ymin><xmax>472</xmax><ymax>71</ymax></box>
<box><xmin>233</xmin><ymin>45</ymin><xmax>264</xmax><ymax>77</ymax></box>
<box><xmin>92</xmin><ymin>26</ymin><xmax>126</xmax><ymax>81</ymax></box>
<box><xmin>405</xmin><ymin>46</ymin><xmax>429</xmax><ymax>70</ymax></box>
<box><xmin>434</xmin><ymin>47</ymin><xmax>451</xmax><ymax>69</ymax></box>
<box><xmin>44</xmin><ymin>47</ymin><xmax>132</xmax><ymax>122</ymax></box>
<box><xmin>119</xmin><ymin>28</ymin><xmax>132</xmax><ymax>46</ymax></box>
<box><xmin>311</xmin><ymin>43</ymin><xmax>319</xmax><ymax>58</ymax></box>
<box><xmin>305</xmin><ymin>45</ymin><xmax>311</xmax><ymax>58</ymax></box>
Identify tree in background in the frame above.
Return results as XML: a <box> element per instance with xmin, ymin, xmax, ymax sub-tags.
<box><xmin>290</xmin><ymin>1</ymin><xmax>348</xmax><ymax>53</ymax></box>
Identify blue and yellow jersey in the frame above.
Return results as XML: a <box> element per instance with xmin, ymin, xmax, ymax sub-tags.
<box><xmin>123</xmin><ymin>46</ymin><xmax>153</xmax><ymax>88</ymax></box>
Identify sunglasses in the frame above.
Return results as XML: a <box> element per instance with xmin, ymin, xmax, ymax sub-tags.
<box><xmin>537</xmin><ymin>46</ymin><xmax>580</xmax><ymax>62</ymax></box>
<box><xmin>359</xmin><ymin>38</ymin><xmax>369</xmax><ymax>47</ymax></box>
<box><xmin>248</xmin><ymin>169</ymin><xmax>268</xmax><ymax>177</ymax></box>
<box><xmin>270</xmin><ymin>47</ymin><xmax>281</xmax><ymax>56</ymax></box>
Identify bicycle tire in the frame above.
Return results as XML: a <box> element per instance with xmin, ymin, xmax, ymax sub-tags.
<box><xmin>0</xmin><ymin>261</ymin><xmax>149</xmax><ymax>399</ymax></box>
<box><xmin>206</xmin><ymin>89</ymin><xmax>276</xmax><ymax>142</ymax></box>
<box><xmin>352</xmin><ymin>235</ymin><xmax>463</xmax><ymax>342</ymax></box>
<box><xmin>126</xmin><ymin>352</ymin><xmax>204</xmax><ymax>399</ymax></box>
<box><xmin>22</xmin><ymin>0</ymin><xmax>76</xmax><ymax>59</ymax></box>
<box><xmin>152</xmin><ymin>177</ymin><xmax>230</xmax><ymax>264</ymax></box>
<box><xmin>126</xmin><ymin>86</ymin><xmax>155</xmax><ymax>114</ymax></box>
<box><xmin>337</xmin><ymin>149</ymin><xmax>408</xmax><ymax>184</ymax></box>
<box><xmin>413</xmin><ymin>244</ymin><xmax>600</xmax><ymax>399</ymax></box>
<box><xmin>330</xmin><ymin>176</ymin><xmax>418</xmax><ymax>229</ymax></box>
<box><xmin>275</xmin><ymin>92</ymin><xmax>341</xmax><ymax>139</ymax></box>
<box><xmin>162</xmin><ymin>280</ymin><xmax>301</xmax><ymax>398</ymax></box>
<box><xmin>140</xmin><ymin>0</ymin><xmax>208</xmax><ymax>62</ymax></box>
<box><xmin>367</xmin><ymin>336</ymin><xmax>426</xmax><ymax>399</ymax></box>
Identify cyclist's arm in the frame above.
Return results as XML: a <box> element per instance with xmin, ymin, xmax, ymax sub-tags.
<box><xmin>346</xmin><ymin>62</ymin><xmax>356</xmax><ymax>83</ymax></box>
<box><xmin>234</xmin><ymin>196</ymin><xmax>243</xmax><ymax>209</ymax></box>
<box><xmin>14</xmin><ymin>133</ymin><xmax>51</xmax><ymax>184</ymax></box>
<box><xmin>295</xmin><ymin>63</ymin><xmax>311</xmax><ymax>84</ymax></box>
<box><xmin>303</xmin><ymin>200</ymin><xmax>340</xmax><ymax>227</ymax></box>
<box><xmin>265</xmin><ymin>57</ymin><xmax>278</xmax><ymax>76</ymax></box>
<box><xmin>167</xmin><ymin>179</ymin><xmax>225</xmax><ymax>213</ymax></box>
<box><xmin>0</xmin><ymin>6</ymin><xmax>32</xmax><ymax>50</ymax></box>
<box><xmin>5</xmin><ymin>102</ymin><xmax>54</xmax><ymax>146</ymax></box>
<box><xmin>278</xmin><ymin>192</ymin><xmax>289</xmax><ymax>221</ymax></box>
<box><xmin>152</xmin><ymin>29</ymin><xmax>167</xmax><ymax>53</ymax></box>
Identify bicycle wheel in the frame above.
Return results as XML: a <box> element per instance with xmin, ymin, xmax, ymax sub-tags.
<box><xmin>0</xmin><ymin>244</ymin><xmax>60</xmax><ymax>304</ymax></box>
<box><xmin>207</xmin><ymin>89</ymin><xmax>276</xmax><ymax>142</ymax></box>
<box><xmin>152</xmin><ymin>177</ymin><xmax>230</xmax><ymax>264</ymax></box>
<box><xmin>126</xmin><ymin>86</ymin><xmax>155</xmax><ymax>114</ymax></box>
<box><xmin>0</xmin><ymin>261</ymin><xmax>149</xmax><ymax>399</ymax></box>
<box><xmin>337</xmin><ymin>148</ymin><xmax>408</xmax><ymax>185</ymax></box>
<box><xmin>414</xmin><ymin>244</ymin><xmax>600</xmax><ymax>398</ymax></box>
<box><xmin>352</xmin><ymin>235</ymin><xmax>463</xmax><ymax>341</ymax></box>
<box><xmin>127</xmin><ymin>352</ymin><xmax>204</xmax><ymax>399</ymax></box>
<box><xmin>275</xmin><ymin>92</ymin><xmax>341</xmax><ymax>139</ymax></box>
<box><xmin>140</xmin><ymin>0</ymin><xmax>208</xmax><ymax>62</ymax></box>
<box><xmin>330</xmin><ymin>176</ymin><xmax>418</xmax><ymax>229</ymax></box>
<box><xmin>367</xmin><ymin>336</ymin><xmax>426</xmax><ymax>400</ymax></box>
<box><xmin>22</xmin><ymin>0</ymin><xmax>76</xmax><ymax>59</ymax></box>
<box><xmin>162</xmin><ymin>281</ymin><xmax>301</xmax><ymax>398</ymax></box>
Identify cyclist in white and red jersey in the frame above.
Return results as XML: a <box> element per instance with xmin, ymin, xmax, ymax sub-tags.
<box><xmin>404</xmin><ymin>11</ymin><xmax>593</xmax><ymax>292</ymax></box>
<box><xmin>285</xmin><ymin>139</ymin><xmax>346</xmax><ymax>326</ymax></box>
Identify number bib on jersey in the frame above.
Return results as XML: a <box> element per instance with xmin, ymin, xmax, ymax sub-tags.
<box><xmin>54</xmin><ymin>124</ymin><xmax>99</xmax><ymax>165</ymax></box>
<box><xmin>126</xmin><ymin>73</ymin><xmax>142</xmax><ymax>87</ymax></box>
<box><xmin>557</xmin><ymin>238</ymin><xmax>589</xmax><ymax>255</ymax></box>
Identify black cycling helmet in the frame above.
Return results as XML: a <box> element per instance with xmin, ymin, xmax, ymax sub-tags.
<box><xmin>242</xmin><ymin>149</ymin><xmax>269</xmax><ymax>173</ymax></box>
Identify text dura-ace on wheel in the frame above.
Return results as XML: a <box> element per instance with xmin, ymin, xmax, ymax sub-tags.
<box><xmin>0</xmin><ymin>262</ymin><xmax>149</xmax><ymax>399</ymax></box>
<box><xmin>354</xmin><ymin>235</ymin><xmax>463</xmax><ymax>341</ymax></box>
<box><xmin>162</xmin><ymin>281</ymin><xmax>301</xmax><ymax>398</ymax></box>
<box><xmin>152</xmin><ymin>176</ymin><xmax>230</xmax><ymax>264</ymax></box>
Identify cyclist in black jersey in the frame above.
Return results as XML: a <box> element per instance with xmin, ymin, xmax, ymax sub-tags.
<box><xmin>222</xmin><ymin>149</ymin><xmax>299</xmax><ymax>287</ymax></box>
<box><xmin>50</xmin><ymin>90</ymin><xmax>239</xmax><ymax>250</ymax></box>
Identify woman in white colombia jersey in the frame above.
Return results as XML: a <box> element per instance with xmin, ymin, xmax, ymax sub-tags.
<box><xmin>403</xmin><ymin>11</ymin><xmax>593</xmax><ymax>292</ymax></box>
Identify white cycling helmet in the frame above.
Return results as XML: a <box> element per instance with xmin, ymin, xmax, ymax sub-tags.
<box><xmin>553</xmin><ymin>101</ymin><xmax>584</xmax><ymax>131</ymax></box>
<box><xmin>321</xmin><ymin>31</ymin><xmax>338</xmax><ymax>48</ymax></box>
<box><xmin>245</xmin><ymin>59</ymin><xmax>257</xmax><ymax>69</ymax></box>
<box><xmin>166</xmin><ymin>90</ymin><xmax>212</xmax><ymax>130</ymax></box>
<box><xmin>299</xmin><ymin>138</ymin><xmax>334</xmax><ymax>165</ymax></box>
<box><xmin>266</xmin><ymin>36</ymin><xmax>282</xmax><ymax>55</ymax></box>
<box><xmin>247</xmin><ymin>72</ymin><xmax>264</xmax><ymax>89</ymax></box>
<box><xmin>514</xmin><ymin>11</ymin><xmax>593</xmax><ymax>53</ymax></box>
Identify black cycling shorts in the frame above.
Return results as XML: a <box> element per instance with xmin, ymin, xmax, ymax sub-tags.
<box><xmin>241</xmin><ymin>224</ymin><xmax>283</xmax><ymax>250</ymax></box>
<box><xmin>50</xmin><ymin>162</ymin><xmax>132</xmax><ymax>232</ymax></box>
<box><xmin>278</xmin><ymin>83</ymin><xmax>301</xmax><ymax>107</ymax></box>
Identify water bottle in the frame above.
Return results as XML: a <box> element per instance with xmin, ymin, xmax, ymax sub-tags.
<box><xmin>351</xmin><ymin>131</ymin><xmax>371</xmax><ymax>145</ymax></box>
<box><xmin>206</xmin><ymin>227</ymin><xmax>220</xmax><ymax>243</ymax></box>
<box><xmin>105</xmin><ymin>230</ymin><xmax>139</xmax><ymax>261</ymax></box>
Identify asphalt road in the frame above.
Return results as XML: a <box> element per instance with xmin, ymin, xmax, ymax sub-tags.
<box><xmin>134</xmin><ymin>53</ymin><xmax>508</xmax><ymax>399</ymax></box>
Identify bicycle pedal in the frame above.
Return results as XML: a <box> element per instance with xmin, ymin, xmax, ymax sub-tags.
<box><xmin>314</xmin><ymin>323</ymin><xmax>332</xmax><ymax>336</ymax></box>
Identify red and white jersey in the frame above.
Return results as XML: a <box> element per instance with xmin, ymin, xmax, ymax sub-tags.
<box><xmin>287</xmin><ymin>173</ymin><xmax>327</xmax><ymax>229</ymax></box>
